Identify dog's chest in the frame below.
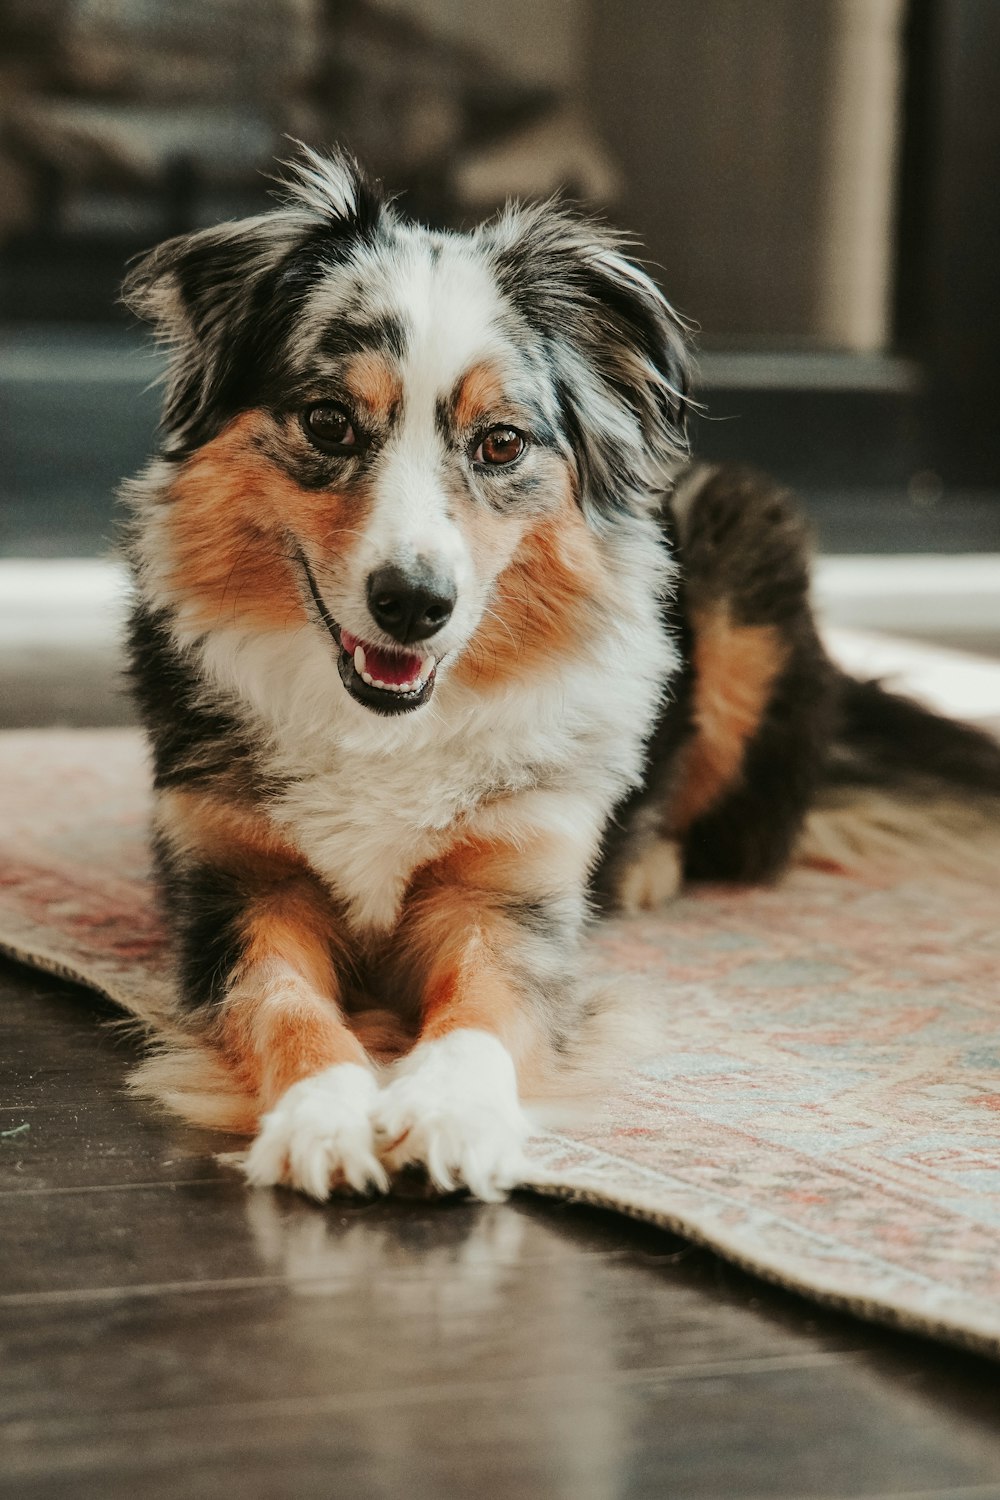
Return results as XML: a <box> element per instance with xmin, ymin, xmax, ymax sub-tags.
<box><xmin>225</xmin><ymin>590</ymin><xmax>675</xmax><ymax>934</ymax></box>
<box><xmin>270</xmin><ymin>698</ymin><xmax>578</xmax><ymax>932</ymax></box>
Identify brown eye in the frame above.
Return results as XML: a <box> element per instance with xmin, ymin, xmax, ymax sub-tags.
<box><xmin>303</xmin><ymin>403</ymin><xmax>359</xmax><ymax>451</ymax></box>
<box><xmin>474</xmin><ymin>426</ymin><xmax>525</xmax><ymax>468</ymax></box>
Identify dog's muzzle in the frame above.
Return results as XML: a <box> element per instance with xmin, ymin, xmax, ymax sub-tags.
<box><xmin>297</xmin><ymin>549</ymin><xmax>441</xmax><ymax>715</ymax></box>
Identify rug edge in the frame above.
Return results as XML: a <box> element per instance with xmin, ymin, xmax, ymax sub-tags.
<box><xmin>521</xmin><ymin>1175</ymin><xmax>1000</xmax><ymax>1363</ymax></box>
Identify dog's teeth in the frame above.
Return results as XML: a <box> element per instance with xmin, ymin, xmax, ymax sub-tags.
<box><xmin>356</xmin><ymin>665</ymin><xmax>425</xmax><ymax>695</ymax></box>
<box><xmin>354</xmin><ymin>645</ymin><xmax>366</xmax><ymax>675</ymax></box>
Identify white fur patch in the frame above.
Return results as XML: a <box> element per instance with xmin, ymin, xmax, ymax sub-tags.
<box><xmin>616</xmin><ymin>835</ymin><xmax>684</xmax><ymax>912</ymax></box>
<box><xmin>243</xmin><ymin>1062</ymin><xmax>388</xmax><ymax>1200</ymax></box>
<box><xmin>371</xmin><ymin>1030</ymin><xmax>530</xmax><ymax>1202</ymax></box>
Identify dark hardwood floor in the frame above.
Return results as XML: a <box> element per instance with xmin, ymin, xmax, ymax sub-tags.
<box><xmin>3</xmin><ymin>959</ymin><xmax>1000</xmax><ymax>1499</ymax></box>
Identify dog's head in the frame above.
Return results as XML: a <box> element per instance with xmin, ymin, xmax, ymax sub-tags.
<box><xmin>126</xmin><ymin>148</ymin><xmax>690</xmax><ymax>716</ymax></box>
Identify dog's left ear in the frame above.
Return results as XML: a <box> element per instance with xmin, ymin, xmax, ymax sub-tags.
<box><xmin>487</xmin><ymin>205</ymin><xmax>692</xmax><ymax>523</ymax></box>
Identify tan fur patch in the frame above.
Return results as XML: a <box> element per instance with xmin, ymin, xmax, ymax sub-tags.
<box><xmin>395</xmin><ymin>828</ymin><xmax>588</xmax><ymax>1068</ymax></box>
<box><xmin>157</xmin><ymin>788</ymin><xmax>303</xmax><ymax>877</ymax></box>
<box><xmin>128</xmin><ymin>1044</ymin><xmax>258</xmax><ymax>1135</ymax></box>
<box><xmin>238</xmin><ymin>880</ymin><xmax>344</xmax><ymax>988</ymax></box>
<box><xmin>671</xmin><ymin>608</ymin><xmax>788</xmax><ymax>829</ymax></box>
<box><xmin>246</xmin><ymin>996</ymin><xmax>368</xmax><ymax>1105</ymax></box>
<box><xmin>452</xmin><ymin>360</ymin><xmax>507</xmax><ymax>430</ymax></box>
<box><xmin>797</xmin><ymin>788</ymin><xmax>1000</xmax><ymax>882</ymax></box>
<box><xmin>217</xmin><ymin>877</ymin><xmax>365</xmax><ymax>1106</ymax></box>
<box><xmin>421</xmin><ymin>956</ymin><xmax>532</xmax><ymax>1055</ymax></box>
<box><xmin>344</xmin><ymin>350</ymin><xmax>403</xmax><ymax>420</ymax></box>
<box><xmin>404</xmin><ymin>899</ymin><xmax>541</xmax><ymax>1066</ymax></box>
<box><xmin>132</xmin><ymin>855</ymin><xmax>371</xmax><ymax>1124</ymax></box>
<box><xmin>454</xmin><ymin>501</ymin><xmax>607</xmax><ymax>688</ymax></box>
<box><xmin>219</xmin><ymin>987</ymin><xmax>366</xmax><ymax>1108</ymax></box>
<box><xmin>162</xmin><ymin>411</ymin><xmax>365</xmax><ymax>631</ymax></box>
<box><xmin>158</xmin><ymin>790</ymin><xmax>362</xmax><ymax>1103</ymax></box>
<box><xmin>412</xmin><ymin>821</ymin><xmax>595</xmax><ymax>913</ymax></box>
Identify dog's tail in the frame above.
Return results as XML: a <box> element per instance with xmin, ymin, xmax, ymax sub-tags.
<box><xmin>798</xmin><ymin>670</ymin><xmax>1000</xmax><ymax>880</ymax></box>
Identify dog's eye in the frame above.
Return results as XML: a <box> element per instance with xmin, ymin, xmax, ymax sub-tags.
<box><xmin>303</xmin><ymin>403</ymin><xmax>359</xmax><ymax>452</ymax></box>
<box><xmin>473</xmin><ymin>427</ymin><xmax>525</xmax><ymax>468</ymax></box>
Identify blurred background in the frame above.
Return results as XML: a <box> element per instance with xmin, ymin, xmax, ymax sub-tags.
<box><xmin>2</xmin><ymin>0</ymin><xmax>999</xmax><ymax>726</ymax></box>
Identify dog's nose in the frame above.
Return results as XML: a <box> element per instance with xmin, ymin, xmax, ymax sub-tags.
<box><xmin>366</xmin><ymin>562</ymin><xmax>456</xmax><ymax>644</ymax></box>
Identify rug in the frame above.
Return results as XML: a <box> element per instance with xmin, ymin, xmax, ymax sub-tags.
<box><xmin>2</xmin><ymin>643</ymin><xmax>1000</xmax><ymax>1359</ymax></box>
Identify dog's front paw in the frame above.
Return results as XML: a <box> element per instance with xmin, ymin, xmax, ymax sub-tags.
<box><xmin>244</xmin><ymin>1062</ymin><xmax>388</xmax><ymax>1200</ymax></box>
<box><xmin>372</xmin><ymin>1030</ymin><xmax>529</xmax><ymax>1202</ymax></box>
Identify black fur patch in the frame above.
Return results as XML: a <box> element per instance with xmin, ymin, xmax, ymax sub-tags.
<box><xmin>123</xmin><ymin>153</ymin><xmax>391</xmax><ymax>453</ymax></box>
<box><xmin>126</xmin><ymin>602</ymin><xmax>278</xmax><ymax>800</ymax></box>
<box><xmin>593</xmin><ymin>467</ymin><xmax>835</xmax><ymax>893</ymax></box>
<box><xmin>153</xmin><ymin>838</ymin><xmax>252</xmax><ymax>1012</ymax></box>
<box><xmin>318</xmin><ymin>313</ymin><xmax>408</xmax><ymax>364</ymax></box>
<box><xmin>828</xmin><ymin>675</ymin><xmax>1000</xmax><ymax>799</ymax></box>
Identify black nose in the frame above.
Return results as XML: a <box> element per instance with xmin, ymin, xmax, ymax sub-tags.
<box><xmin>366</xmin><ymin>562</ymin><xmax>456</xmax><ymax>644</ymax></box>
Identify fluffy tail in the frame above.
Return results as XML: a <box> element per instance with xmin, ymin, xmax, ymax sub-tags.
<box><xmin>799</xmin><ymin>672</ymin><xmax>1000</xmax><ymax>880</ymax></box>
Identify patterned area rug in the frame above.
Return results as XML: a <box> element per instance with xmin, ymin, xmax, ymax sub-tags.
<box><xmin>2</xmin><ymin>698</ymin><xmax>999</xmax><ymax>1358</ymax></box>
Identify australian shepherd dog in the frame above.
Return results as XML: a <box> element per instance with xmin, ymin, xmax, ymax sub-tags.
<box><xmin>122</xmin><ymin>148</ymin><xmax>1000</xmax><ymax>1202</ymax></box>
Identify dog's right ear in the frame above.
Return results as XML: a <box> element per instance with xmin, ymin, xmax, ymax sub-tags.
<box><xmin>123</xmin><ymin>148</ymin><xmax>385</xmax><ymax>449</ymax></box>
<box><xmin>122</xmin><ymin>214</ymin><xmax>309</xmax><ymax>365</ymax></box>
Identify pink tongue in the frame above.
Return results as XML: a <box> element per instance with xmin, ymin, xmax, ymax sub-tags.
<box><xmin>341</xmin><ymin>630</ymin><xmax>424</xmax><ymax>686</ymax></box>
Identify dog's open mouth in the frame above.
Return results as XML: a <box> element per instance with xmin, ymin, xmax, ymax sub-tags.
<box><xmin>297</xmin><ymin>550</ymin><xmax>437</xmax><ymax>714</ymax></box>
<box><xmin>337</xmin><ymin>628</ymin><xmax>436</xmax><ymax>713</ymax></box>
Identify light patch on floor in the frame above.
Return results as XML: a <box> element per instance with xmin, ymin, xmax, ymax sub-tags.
<box><xmin>1</xmin><ymin>556</ymin><xmax>1000</xmax><ymax>727</ymax></box>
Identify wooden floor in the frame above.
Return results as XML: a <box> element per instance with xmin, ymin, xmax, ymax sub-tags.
<box><xmin>2</xmin><ymin>959</ymin><xmax>1000</xmax><ymax>1499</ymax></box>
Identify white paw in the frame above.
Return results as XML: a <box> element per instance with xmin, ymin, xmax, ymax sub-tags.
<box><xmin>371</xmin><ymin>1030</ymin><xmax>529</xmax><ymax>1203</ymax></box>
<box><xmin>616</xmin><ymin>836</ymin><xmax>683</xmax><ymax>912</ymax></box>
<box><xmin>244</xmin><ymin>1063</ymin><xmax>388</xmax><ymax>1200</ymax></box>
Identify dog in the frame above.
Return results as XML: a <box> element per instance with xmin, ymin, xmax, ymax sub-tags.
<box><xmin>122</xmin><ymin>148</ymin><xmax>1000</xmax><ymax>1201</ymax></box>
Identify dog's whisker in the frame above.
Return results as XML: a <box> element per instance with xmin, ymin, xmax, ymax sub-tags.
<box><xmin>479</xmin><ymin>603</ymin><xmax>521</xmax><ymax>658</ymax></box>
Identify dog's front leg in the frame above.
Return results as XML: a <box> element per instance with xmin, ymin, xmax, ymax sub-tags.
<box><xmin>155</xmin><ymin>791</ymin><xmax>385</xmax><ymax>1197</ymax></box>
<box><xmin>235</xmin><ymin>903</ymin><xmax>388</xmax><ymax>1200</ymax></box>
<box><xmin>372</xmin><ymin>826</ymin><xmax>591</xmax><ymax>1200</ymax></box>
<box><xmin>217</xmin><ymin>876</ymin><xmax>386</xmax><ymax>1197</ymax></box>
